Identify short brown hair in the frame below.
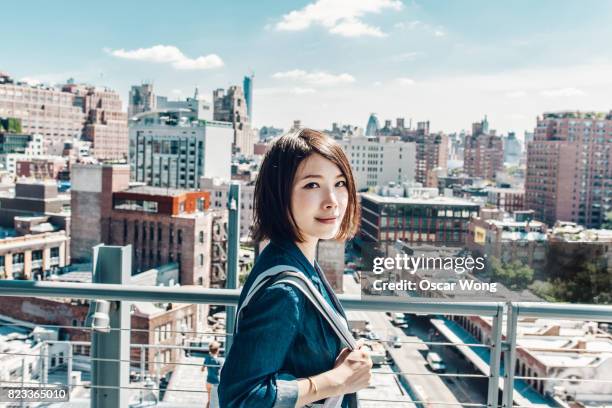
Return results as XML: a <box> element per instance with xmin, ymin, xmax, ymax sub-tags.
<box><xmin>209</xmin><ymin>341</ymin><xmax>220</xmax><ymax>354</ymax></box>
<box><xmin>252</xmin><ymin>128</ymin><xmax>360</xmax><ymax>243</ymax></box>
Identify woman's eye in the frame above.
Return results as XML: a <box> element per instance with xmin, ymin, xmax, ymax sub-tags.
<box><xmin>336</xmin><ymin>180</ymin><xmax>347</xmax><ymax>187</ymax></box>
<box><xmin>304</xmin><ymin>182</ymin><xmax>319</xmax><ymax>189</ymax></box>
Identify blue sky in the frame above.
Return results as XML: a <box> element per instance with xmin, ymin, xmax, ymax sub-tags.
<box><xmin>2</xmin><ymin>0</ymin><xmax>612</xmax><ymax>136</ymax></box>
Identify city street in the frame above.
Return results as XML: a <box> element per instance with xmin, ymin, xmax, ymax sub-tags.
<box><xmin>343</xmin><ymin>275</ymin><xmax>463</xmax><ymax>407</ymax></box>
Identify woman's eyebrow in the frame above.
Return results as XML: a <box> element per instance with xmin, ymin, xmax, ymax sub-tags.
<box><xmin>299</xmin><ymin>173</ymin><xmax>344</xmax><ymax>180</ymax></box>
<box><xmin>299</xmin><ymin>174</ymin><xmax>322</xmax><ymax>180</ymax></box>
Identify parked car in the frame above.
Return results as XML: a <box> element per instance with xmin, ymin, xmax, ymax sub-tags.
<box><xmin>426</xmin><ymin>352</ymin><xmax>447</xmax><ymax>373</ymax></box>
<box><xmin>389</xmin><ymin>335</ymin><xmax>402</xmax><ymax>348</ymax></box>
<box><xmin>392</xmin><ymin>313</ymin><xmax>408</xmax><ymax>328</ymax></box>
<box><xmin>365</xmin><ymin>331</ymin><xmax>380</xmax><ymax>341</ymax></box>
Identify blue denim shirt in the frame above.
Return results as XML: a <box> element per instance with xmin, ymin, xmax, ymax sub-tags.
<box><xmin>218</xmin><ymin>240</ymin><xmax>351</xmax><ymax>408</ymax></box>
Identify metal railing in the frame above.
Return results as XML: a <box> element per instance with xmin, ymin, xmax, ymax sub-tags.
<box><xmin>0</xmin><ymin>279</ymin><xmax>611</xmax><ymax>408</ymax></box>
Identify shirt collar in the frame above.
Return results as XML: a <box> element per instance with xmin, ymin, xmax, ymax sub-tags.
<box><xmin>271</xmin><ymin>239</ymin><xmax>317</xmax><ymax>279</ymax></box>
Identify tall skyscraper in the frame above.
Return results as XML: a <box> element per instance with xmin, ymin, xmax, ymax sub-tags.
<box><xmin>366</xmin><ymin>113</ymin><xmax>380</xmax><ymax>136</ymax></box>
<box><xmin>504</xmin><ymin>132</ymin><xmax>522</xmax><ymax>165</ymax></box>
<box><xmin>525</xmin><ymin>111</ymin><xmax>612</xmax><ymax>228</ymax></box>
<box><xmin>243</xmin><ymin>74</ymin><xmax>254</xmax><ymax>124</ymax></box>
<box><xmin>464</xmin><ymin>117</ymin><xmax>504</xmax><ymax>180</ymax></box>
<box><xmin>415</xmin><ymin>132</ymin><xmax>448</xmax><ymax>188</ymax></box>
<box><xmin>213</xmin><ymin>85</ymin><xmax>254</xmax><ymax>155</ymax></box>
<box><xmin>128</xmin><ymin>83</ymin><xmax>156</xmax><ymax>118</ymax></box>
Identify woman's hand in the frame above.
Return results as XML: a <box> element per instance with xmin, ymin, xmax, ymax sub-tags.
<box><xmin>297</xmin><ymin>339</ymin><xmax>372</xmax><ymax>406</ymax></box>
<box><xmin>329</xmin><ymin>339</ymin><xmax>372</xmax><ymax>395</ymax></box>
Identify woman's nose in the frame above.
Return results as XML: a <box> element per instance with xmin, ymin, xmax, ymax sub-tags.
<box><xmin>323</xmin><ymin>187</ymin><xmax>338</xmax><ymax>209</ymax></box>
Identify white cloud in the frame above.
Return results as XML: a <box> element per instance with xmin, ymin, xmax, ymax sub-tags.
<box><xmin>434</xmin><ymin>30</ymin><xmax>446</xmax><ymax>37</ymax></box>
<box><xmin>505</xmin><ymin>90</ymin><xmax>527</xmax><ymax>98</ymax></box>
<box><xmin>539</xmin><ymin>87</ymin><xmax>586</xmax><ymax>97</ymax></box>
<box><xmin>272</xmin><ymin>69</ymin><xmax>356</xmax><ymax>86</ymax></box>
<box><xmin>396</xmin><ymin>77</ymin><xmax>415</xmax><ymax>86</ymax></box>
<box><xmin>275</xmin><ymin>0</ymin><xmax>402</xmax><ymax>38</ymax></box>
<box><xmin>106</xmin><ymin>45</ymin><xmax>223</xmax><ymax>70</ymax></box>
<box><xmin>329</xmin><ymin>18</ymin><xmax>385</xmax><ymax>37</ymax></box>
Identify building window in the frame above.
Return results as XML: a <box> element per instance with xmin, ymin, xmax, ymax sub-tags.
<box><xmin>199</xmin><ymin>254</ymin><xmax>204</xmax><ymax>266</ymax></box>
<box><xmin>178</xmin><ymin>229</ymin><xmax>183</xmax><ymax>245</ymax></box>
<box><xmin>199</xmin><ymin>231</ymin><xmax>204</xmax><ymax>243</ymax></box>
<box><xmin>113</xmin><ymin>198</ymin><xmax>158</xmax><ymax>213</ymax></box>
<box><xmin>13</xmin><ymin>253</ymin><xmax>25</xmax><ymax>264</ymax></box>
<box><xmin>32</xmin><ymin>250</ymin><xmax>43</xmax><ymax>261</ymax></box>
<box><xmin>51</xmin><ymin>247</ymin><xmax>59</xmax><ymax>258</ymax></box>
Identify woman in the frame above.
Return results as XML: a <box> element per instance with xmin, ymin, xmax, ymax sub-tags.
<box><xmin>218</xmin><ymin>129</ymin><xmax>372</xmax><ymax>407</ymax></box>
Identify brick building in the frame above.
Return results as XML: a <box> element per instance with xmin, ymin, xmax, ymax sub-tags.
<box><xmin>464</xmin><ymin>119</ymin><xmax>504</xmax><ymax>180</ymax></box>
<box><xmin>359</xmin><ymin>193</ymin><xmax>480</xmax><ymax>247</ymax></box>
<box><xmin>108</xmin><ymin>186</ymin><xmax>213</xmax><ymax>286</ymax></box>
<box><xmin>466</xmin><ymin>209</ymin><xmax>548</xmax><ymax>272</ymax></box>
<box><xmin>0</xmin><ymin>73</ymin><xmax>128</xmax><ymax>160</ymax></box>
<box><xmin>70</xmin><ymin>164</ymin><xmax>130</xmax><ymax>262</ymax></box>
<box><xmin>525</xmin><ymin>111</ymin><xmax>612</xmax><ymax>228</ymax></box>
<box><xmin>0</xmin><ymin>294</ymin><xmax>199</xmax><ymax>377</ymax></box>
<box><xmin>16</xmin><ymin>156</ymin><xmax>67</xmax><ymax>180</ymax></box>
<box><xmin>0</xmin><ymin>180</ymin><xmax>70</xmax><ymax>228</ymax></box>
<box><xmin>0</xmin><ymin>231</ymin><xmax>69</xmax><ymax>279</ymax></box>
<box><xmin>486</xmin><ymin>187</ymin><xmax>525</xmax><ymax>213</ymax></box>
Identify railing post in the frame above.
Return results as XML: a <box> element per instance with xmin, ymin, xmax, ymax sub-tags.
<box><xmin>90</xmin><ymin>245</ymin><xmax>132</xmax><ymax>408</ymax></box>
<box><xmin>67</xmin><ymin>342</ymin><xmax>73</xmax><ymax>392</ymax></box>
<box><xmin>487</xmin><ymin>304</ymin><xmax>504</xmax><ymax>408</ymax></box>
<box><xmin>140</xmin><ymin>345</ymin><xmax>145</xmax><ymax>403</ymax></box>
<box><xmin>225</xmin><ymin>182</ymin><xmax>240</xmax><ymax>353</ymax></box>
<box><xmin>502</xmin><ymin>302</ymin><xmax>518</xmax><ymax>408</ymax></box>
<box><xmin>20</xmin><ymin>358</ymin><xmax>25</xmax><ymax>408</ymax></box>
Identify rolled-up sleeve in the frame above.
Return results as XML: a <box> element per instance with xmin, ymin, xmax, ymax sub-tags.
<box><xmin>219</xmin><ymin>283</ymin><xmax>304</xmax><ymax>408</ymax></box>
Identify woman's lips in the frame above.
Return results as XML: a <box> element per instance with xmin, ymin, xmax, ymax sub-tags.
<box><xmin>315</xmin><ymin>217</ymin><xmax>337</xmax><ymax>224</ymax></box>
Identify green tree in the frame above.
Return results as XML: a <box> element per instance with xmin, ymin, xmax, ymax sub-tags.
<box><xmin>530</xmin><ymin>260</ymin><xmax>612</xmax><ymax>304</ymax></box>
<box><xmin>528</xmin><ymin>280</ymin><xmax>557</xmax><ymax>302</ymax></box>
<box><xmin>549</xmin><ymin>261</ymin><xmax>611</xmax><ymax>304</ymax></box>
<box><xmin>489</xmin><ymin>257</ymin><xmax>534</xmax><ymax>290</ymax></box>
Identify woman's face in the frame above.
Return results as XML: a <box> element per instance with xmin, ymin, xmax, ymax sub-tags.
<box><xmin>290</xmin><ymin>153</ymin><xmax>349</xmax><ymax>243</ymax></box>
